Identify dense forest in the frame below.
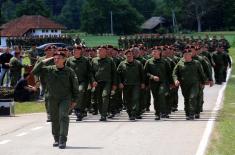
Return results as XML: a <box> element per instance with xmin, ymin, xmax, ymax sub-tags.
<box><xmin>0</xmin><ymin>0</ymin><xmax>235</xmax><ymax>34</ymax></box>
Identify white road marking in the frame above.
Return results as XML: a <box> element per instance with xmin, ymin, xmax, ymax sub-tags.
<box><xmin>196</xmin><ymin>68</ymin><xmax>232</xmax><ymax>155</ymax></box>
<box><xmin>31</xmin><ymin>126</ymin><xmax>43</xmax><ymax>131</ymax></box>
<box><xmin>16</xmin><ymin>132</ymin><xmax>28</xmax><ymax>137</ymax></box>
<box><xmin>0</xmin><ymin>140</ymin><xmax>11</xmax><ymax>145</ymax></box>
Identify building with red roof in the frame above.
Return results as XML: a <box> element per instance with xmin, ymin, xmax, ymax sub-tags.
<box><xmin>0</xmin><ymin>15</ymin><xmax>66</xmax><ymax>47</ymax></box>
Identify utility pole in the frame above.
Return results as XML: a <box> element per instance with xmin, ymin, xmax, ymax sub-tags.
<box><xmin>172</xmin><ymin>9</ymin><xmax>178</xmax><ymax>33</ymax></box>
<box><xmin>110</xmin><ymin>11</ymin><xmax>114</xmax><ymax>35</ymax></box>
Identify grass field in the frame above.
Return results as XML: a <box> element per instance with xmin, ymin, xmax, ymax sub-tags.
<box><xmin>207</xmin><ymin>47</ymin><xmax>235</xmax><ymax>155</ymax></box>
<box><xmin>15</xmin><ymin>101</ymin><xmax>45</xmax><ymax>114</ymax></box>
<box><xmin>66</xmin><ymin>31</ymin><xmax>235</xmax><ymax>47</ymax></box>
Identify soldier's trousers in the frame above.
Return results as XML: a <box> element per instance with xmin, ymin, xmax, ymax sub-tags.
<box><xmin>123</xmin><ymin>85</ymin><xmax>140</xmax><ymax>117</ymax></box>
<box><xmin>75</xmin><ymin>82</ymin><xmax>88</xmax><ymax>114</ymax></box>
<box><xmin>214</xmin><ymin>65</ymin><xmax>224</xmax><ymax>84</ymax></box>
<box><xmin>145</xmin><ymin>87</ymin><xmax>151</xmax><ymax>109</ymax></box>
<box><xmin>49</xmin><ymin>98</ymin><xmax>70</xmax><ymax>143</ymax></box>
<box><xmin>109</xmin><ymin>88</ymin><xmax>122</xmax><ymax>114</ymax></box>
<box><xmin>150</xmin><ymin>82</ymin><xmax>167</xmax><ymax>116</ymax></box>
<box><xmin>96</xmin><ymin>82</ymin><xmax>111</xmax><ymax>117</ymax></box>
<box><xmin>195</xmin><ymin>86</ymin><xmax>204</xmax><ymax>114</ymax></box>
<box><xmin>223</xmin><ymin>66</ymin><xmax>228</xmax><ymax>82</ymax></box>
<box><xmin>172</xmin><ymin>86</ymin><xmax>179</xmax><ymax>110</ymax></box>
<box><xmin>181</xmin><ymin>83</ymin><xmax>199</xmax><ymax>116</ymax></box>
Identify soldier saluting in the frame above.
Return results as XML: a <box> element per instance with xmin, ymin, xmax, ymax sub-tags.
<box><xmin>32</xmin><ymin>48</ymin><xmax>79</xmax><ymax>149</ymax></box>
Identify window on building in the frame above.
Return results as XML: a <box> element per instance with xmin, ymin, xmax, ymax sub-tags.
<box><xmin>42</xmin><ymin>29</ymin><xmax>45</xmax><ymax>33</ymax></box>
<box><xmin>32</xmin><ymin>29</ymin><xmax>35</xmax><ymax>33</ymax></box>
<box><xmin>51</xmin><ymin>30</ymin><xmax>54</xmax><ymax>33</ymax></box>
<box><xmin>55</xmin><ymin>29</ymin><xmax>58</xmax><ymax>33</ymax></box>
<box><xmin>46</xmin><ymin>29</ymin><xmax>48</xmax><ymax>33</ymax></box>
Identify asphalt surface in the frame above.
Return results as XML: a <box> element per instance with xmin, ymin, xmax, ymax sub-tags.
<box><xmin>0</xmin><ymin>84</ymin><xmax>225</xmax><ymax>155</ymax></box>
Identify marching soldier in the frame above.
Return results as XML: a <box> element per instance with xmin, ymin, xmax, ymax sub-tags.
<box><xmin>117</xmin><ymin>49</ymin><xmax>145</xmax><ymax>120</ymax></box>
<box><xmin>91</xmin><ymin>46</ymin><xmax>117</xmax><ymax>121</ymax></box>
<box><xmin>173</xmin><ymin>49</ymin><xmax>206</xmax><ymax>120</ymax></box>
<box><xmin>144</xmin><ymin>46</ymin><xmax>171</xmax><ymax>120</ymax></box>
<box><xmin>32</xmin><ymin>49</ymin><xmax>79</xmax><ymax>149</ymax></box>
<box><xmin>66</xmin><ymin>45</ymin><xmax>92</xmax><ymax>121</ymax></box>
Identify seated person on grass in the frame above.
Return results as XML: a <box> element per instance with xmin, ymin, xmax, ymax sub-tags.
<box><xmin>14</xmin><ymin>73</ymin><xmax>39</xmax><ymax>102</ymax></box>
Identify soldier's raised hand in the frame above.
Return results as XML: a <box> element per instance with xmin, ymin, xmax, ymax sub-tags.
<box><xmin>174</xmin><ymin>80</ymin><xmax>180</xmax><ymax>87</ymax></box>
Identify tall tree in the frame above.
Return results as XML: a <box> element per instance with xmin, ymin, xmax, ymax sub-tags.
<box><xmin>81</xmin><ymin>0</ymin><xmax>144</xmax><ymax>34</ymax></box>
<box><xmin>1</xmin><ymin>0</ymin><xmax>16</xmax><ymax>21</ymax></box>
<box><xmin>16</xmin><ymin>0</ymin><xmax>50</xmax><ymax>17</ymax></box>
<box><xmin>128</xmin><ymin>0</ymin><xmax>156</xmax><ymax>19</ymax></box>
<box><xmin>223</xmin><ymin>0</ymin><xmax>235</xmax><ymax>30</ymax></box>
<box><xmin>57</xmin><ymin>0</ymin><xmax>85</xmax><ymax>29</ymax></box>
<box><xmin>45</xmin><ymin>0</ymin><xmax>67</xmax><ymax>16</ymax></box>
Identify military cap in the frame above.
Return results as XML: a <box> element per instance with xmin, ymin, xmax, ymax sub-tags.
<box><xmin>183</xmin><ymin>49</ymin><xmax>192</xmax><ymax>54</ymax></box>
<box><xmin>124</xmin><ymin>49</ymin><xmax>132</xmax><ymax>55</ymax></box>
<box><xmin>73</xmin><ymin>45</ymin><xmax>82</xmax><ymax>50</ymax></box>
<box><xmin>97</xmin><ymin>45</ymin><xmax>108</xmax><ymax>50</ymax></box>
<box><xmin>45</xmin><ymin>45</ymin><xmax>57</xmax><ymax>51</ymax></box>
<box><xmin>54</xmin><ymin>47</ymin><xmax>66</xmax><ymax>57</ymax></box>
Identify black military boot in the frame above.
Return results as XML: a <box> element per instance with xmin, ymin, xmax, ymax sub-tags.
<box><xmin>59</xmin><ymin>137</ymin><xmax>66</xmax><ymax>149</ymax></box>
<box><xmin>108</xmin><ymin>113</ymin><xmax>115</xmax><ymax>119</ymax></box>
<box><xmin>129</xmin><ymin>116</ymin><xmax>136</xmax><ymax>121</ymax></box>
<box><xmin>53</xmin><ymin>141</ymin><xmax>59</xmax><ymax>147</ymax></box>
<box><xmin>195</xmin><ymin>114</ymin><xmax>200</xmax><ymax>119</ymax></box>
<box><xmin>99</xmin><ymin>116</ymin><xmax>107</xmax><ymax>121</ymax></box>
<box><xmin>75</xmin><ymin>109</ymin><xmax>83</xmax><ymax>121</ymax></box>
<box><xmin>59</xmin><ymin>142</ymin><xmax>66</xmax><ymax>149</ymax></box>
<box><xmin>155</xmin><ymin>115</ymin><xmax>160</xmax><ymax>120</ymax></box>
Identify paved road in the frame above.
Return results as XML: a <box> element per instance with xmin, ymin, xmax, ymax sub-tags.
<box><xmin>0</xmin><ymin>84</ymin><xmax>225</xmax><ymax>155</ymax></box>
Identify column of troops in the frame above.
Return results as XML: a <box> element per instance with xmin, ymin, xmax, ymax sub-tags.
<box><xmin>29</xmin><ymin>34</ymin><xmax>231</xmax><ymax>125</ymax></box>
<box><xmin>6</xmin><ymin>35</ymin><xmax>81</xmax><ymax>47</ymax></box>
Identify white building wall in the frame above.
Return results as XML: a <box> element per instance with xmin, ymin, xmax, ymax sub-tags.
<box><xmin>32</xmin><ymin>29</ymin><xmax>61</xmax><ymax>37</ymax></box>
<box><xmin>0</xmin><ymin>37</ymin><xmax>7</xmax><ymax>47</ymax></box>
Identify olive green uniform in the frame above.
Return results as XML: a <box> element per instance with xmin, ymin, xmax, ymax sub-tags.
<box><xmin>173</xmin><ymin>59</ymin><xmax>206</xmax><ymax>118</ymax></box>
<box><xmin>144</xmin><ymin>57</ymin><xmax>171</xmax><ymax>118</ymax></box>
<box><xmin>117</xmin><ymin>59</ymin><xmax>144</xmax><ymax>118</ymax></box>
<box><xmin>91</xmin><ymin>57</ymin><xmax>117</xmax><ymax>119</ymax></box>
<box><xmin>32</xmin><ymin>61</ymin><xmax>79</xmax><ymax>143</ymax></box>
<box><xmin>66</xmin><ymin>56</ymin><xmax>92</xmax><ymax>120</ymax></box>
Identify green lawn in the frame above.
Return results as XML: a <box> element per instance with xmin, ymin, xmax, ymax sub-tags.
<box><xmin>15</xmin><ymin>101</ymin><xmax>45</xmax><ymax>114</ymax></box>
<box><xmin>80</xmin><ymin>35</ymin><xmax>119</xmax><ymax>47</ymax></box>
<box><xmin>65</xmin><ymin>31</ymin><xmax>235</xmax><ymax>48</ymax></box>
<box><xmin>207</xmin><ymin>47</ymin><xmax>235</xmax><ymax>155</ymax></box>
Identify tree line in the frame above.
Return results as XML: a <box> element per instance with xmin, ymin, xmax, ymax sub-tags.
<box><xmin>0</xmin><ymin>0</ymin><xmax>235</xmax><ymax>34</ymax></box>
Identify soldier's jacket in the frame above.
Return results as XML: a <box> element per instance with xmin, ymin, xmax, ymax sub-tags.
<box><xmin>219</xmin><ymin>39</ymin><xmax>230</xmax><ymax>50</ymax></box>
<box><xmin>200</xmin><ymin>51</ymin><xmax>215</xmax><ymax>66</ymax></box>
<box><xmin>32</xmin><ymin>61</ymin><xmax>79</xmax><ymax>102</ymax></box>
<box><xmin>164</xmin><ymin>57</ymin><xmax>176</xmax><ymax>84</ymax></box>
<box><xmin>66</xmin><ymin>56</ymin><xmax>92</xmax><ymax>83</ymax></box>
<box><xmin>9</xmin><ymin>57</ymin><xmax>27</xmax><ymax>75</ymax></box>
<box><xmin>212</xmin><ymin>51</ymin><xmax>228</xmax><ymax>66</ymax></box>
<box><xmin>172</xmin><ymin>59</ymin><xmax>206</xmax><ymax>84</ymax></box>
<box><xmin>144</xmin><ymin>57</ymin><xmax>171</xmax><ymax>84</ymax></box>
<box><xmin>117</xmin><ymin>59</ymin><xmax>144</xmax><ymax>85</ymax></box>
<box><xmin>135</xmin><ymin>56</ymin><xmax>146</xmax><ymax>67</ymax></box>
<box><xmin>91</xmin><ymin>57</ymin><xmax>117</xmax><ymax>85</ymax></box>
<box><xmin>193</xmin><ymin>55</ymin><xmax>213</xmax><ymax>81</ymax></box>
